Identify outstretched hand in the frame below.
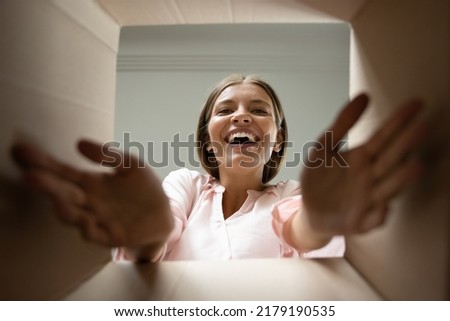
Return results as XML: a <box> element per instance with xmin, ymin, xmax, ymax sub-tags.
<box><xmin>11</xmin><ymin>140</ymin><xmax>173</xmax><ymax>250</ymax></box>
<box><xmin>300</xmin><ymin>94</ymin><xmax>427</xmax><ymax>236</ymax></box>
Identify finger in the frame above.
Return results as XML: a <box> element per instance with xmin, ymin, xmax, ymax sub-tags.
<box><xmin>54</xmin><ymin>192</ymin><xmax>114</xmax><ymax>247</ymax></box>
<box><xmin>25</xmin><ymin>169</ymin><xmax>87</xmax><ymax>220</ymax></box>
<box><xmin>372</xmin><ymin>120</ymin><xmax>428</xmax><ymax>180</ymax></box>
<box><xmin>52</xmin><ymin>197</ymin><xmax>88</xmax><ymax>225</ymax></box>
<box><xmin>319</xmin><ymin>93</ymin><xmax>370</xmax><ymax>145</ymax></box>
<box><xmin>11</xmin><ymin>143</ymin><xmax>84</xmax><ymax>185</ymax></box>
<box><xmin>372</xmin><ymin>158</ymin><xmax>423</xmax><ymax>205</ymax></box>
<box><xmin>79</xmin><ymin>215</ymin><xmax>111</xmax><ymax>246</ymax></box>
<box><xmin>358</xmin><ymin>205</ymin><xmax>389</xmax><ymax>233</ymax></box>
<box><xmin>78</xmin><ymin>139</ymin><xmax>143</xmax><ymax>172</ymax></box>
<box><xmin>11</xmin><ymin>144</ymin><xmax>40</xmax><ymax>169</ymax></box>
<box><xmin>365</xmin><ymin>99</ymin><xmax>424</xmax><ymax>159</ymax></box>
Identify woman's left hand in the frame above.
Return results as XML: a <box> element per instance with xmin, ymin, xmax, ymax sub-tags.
<box><xmin>300</xmin><ymin>94</ymin><xmax>427</xmax><ymax>236</ymax></box>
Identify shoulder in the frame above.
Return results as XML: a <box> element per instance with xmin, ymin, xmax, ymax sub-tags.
<box><xmin>163</xmin><ymin>168</ymin><xmax>212</xmax><ymax>191</ymax></box>
<box><xmin>164</xmin><ymin>168</ymin><xmax>205</xmax><ymax>181</ymax></box>
<box><xmin>271</xmin><ymin>179</ymin><xmax>301</xmax><ymax>198</ymax></box>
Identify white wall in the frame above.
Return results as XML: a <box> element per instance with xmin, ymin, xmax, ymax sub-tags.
<box><xmin>115</xmin><ymin>23</ymin><xmax>350</xmax><ymax>182</ymax></box>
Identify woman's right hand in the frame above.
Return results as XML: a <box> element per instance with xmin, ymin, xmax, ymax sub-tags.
<box><xmin>11</xmin><ymin>140</ymin><xmax>173</xmax><ymax>259</ymax></box>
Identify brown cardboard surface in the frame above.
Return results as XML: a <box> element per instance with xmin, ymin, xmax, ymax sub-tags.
<box><xmin>347</xmin><ymin>0</ymin><xmax>450</xmax><ymax>300</ymax></box>
<box><xmin>65</xmin><ymin>258</ymin><xmax>382</xmax><ymax>300</ymax></box>
<box><xmin>1</xmin><ymin>0</ymin><xmax>448</xmax><ymax>301</ymax></box>
<box><xmin>0</xmin><ymin>176</ymin><xmax>111</xmax><ymax>300</ymax></box>
<box><xmin>97</xmin><ymin>0</ymin><xmax>367</xmax><ymax>26</ymax></box>
<box><xmin>0</xmin><ymin>0</ymin><xmax>119</xmax><ymax>300</ymax></box>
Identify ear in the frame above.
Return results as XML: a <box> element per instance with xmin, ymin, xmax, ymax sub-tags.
<box><xmin>273</xmin><ymin>131</ymin><xmax>284</xmax><ymax>153</ymax></box>
<box><xmin>206</xmin><ymin>143</ymin><xmax>213</xmax><ymax>152</ymax></box>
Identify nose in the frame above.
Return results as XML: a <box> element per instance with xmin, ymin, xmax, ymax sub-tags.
<box><xmin>231</xmin><ymin>109</ymin><xmax>251</xmax><ymax>124</ymax></box>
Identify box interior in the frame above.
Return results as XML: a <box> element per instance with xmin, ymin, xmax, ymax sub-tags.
<box><xmin>0</xmin><ymin>0</ymin><xmax>448</xmax><ymax>300</ymax></box>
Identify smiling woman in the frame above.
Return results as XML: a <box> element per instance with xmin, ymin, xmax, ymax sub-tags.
<box><xmin>8</xmin><ymin>20</ymin><xmax>428</xmax><ymax>263</ymax></box>
<box><xmin>12</xmin><ymin>72</ymin><xmax>425</xmax><ymax>263</ymax></box>
<box><xmin>112</xmin><ymin>73</ymin><xmax>347</xmax><ymax>261</ymax></box>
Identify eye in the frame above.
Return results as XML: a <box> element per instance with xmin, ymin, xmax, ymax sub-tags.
<box><xmin>216</xmin><ymin>107</ymin><xmax>233</xmax><ymax>115</ymax></box>
<box><xmin>252</xmin><ymin>108</ymin><xmax>269</xmax><ymax>115</ymax></box>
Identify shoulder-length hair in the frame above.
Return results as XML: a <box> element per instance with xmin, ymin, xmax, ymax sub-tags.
<box><xmin>196</xmin><ymin>74</ymin><xmax>287</xmax><ymax>183</ymax></box>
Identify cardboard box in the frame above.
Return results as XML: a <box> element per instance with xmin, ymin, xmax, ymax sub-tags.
<box><xmin>0</xmin><ymin>0</ymin><xmax>448</xmax><ymax>300</ymax></box>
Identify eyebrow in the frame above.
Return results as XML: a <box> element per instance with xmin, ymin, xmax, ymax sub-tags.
<box><xmin>215</xmin><ymin>98</ymin><xmax>272</xmax><ymax>106</ymax></box>
<box><xmin>250</xmin><ymin>99</ymin><xmax>271</xmax><ymax>106</ymax></box>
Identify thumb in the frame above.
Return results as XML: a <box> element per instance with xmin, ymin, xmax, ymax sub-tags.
<box><xmin>319</xmin><ymin>93</ymin><xmax>370</xmax><ymax>145</ymax></box>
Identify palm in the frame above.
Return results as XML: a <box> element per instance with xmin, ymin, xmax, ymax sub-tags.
<box><xmin>12</xmin><ymin>140</ymin><xmax>171</xmax><ymax>247</ymax></box>
<box><xmin>300</xmin><ymin>94</ymin><xmax>426</xmax><ymax>236</ymax></box>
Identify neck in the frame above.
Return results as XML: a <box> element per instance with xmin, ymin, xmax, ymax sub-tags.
<box><xmin>219</xmin><ymin>164</ymin><xmax>265</xmax><ymax>191</ymax></box>
<box><xmin>218</xmin><ymin>168</ymin><xmax>265</xmax><ymax>219</ymax></box>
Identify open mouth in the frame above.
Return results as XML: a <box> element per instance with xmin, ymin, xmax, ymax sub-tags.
<box><xmin>226</xmin><ymin>132</ymin><xmax>259</xmax><ymax>147</ymax></box>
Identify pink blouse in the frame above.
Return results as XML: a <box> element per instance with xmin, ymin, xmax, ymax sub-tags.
<box><xmin>151</xmin><ymin>168</ymin><xmax>345</xmax><ymax>261</ymax></box>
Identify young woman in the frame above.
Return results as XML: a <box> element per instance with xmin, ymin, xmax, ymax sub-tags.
<box><xmin>11</xmin><ymin>74</ymin><xmax>426</xmax><ymax>262</ymax></box>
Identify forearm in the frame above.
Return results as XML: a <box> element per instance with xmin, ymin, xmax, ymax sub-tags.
<box><xmin>283</xmin><ymin>210</ymin><xmax>333</xmax><ymax>253</ymax></box>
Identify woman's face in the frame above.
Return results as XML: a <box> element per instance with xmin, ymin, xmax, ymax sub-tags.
<box><xmin>207</xmin><ymin>83</ymin><xmax>281</xmax><ymax>175</ymax></box>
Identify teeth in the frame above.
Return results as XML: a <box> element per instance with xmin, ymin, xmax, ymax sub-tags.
<box><xmin>228</xmin><ymin>132</ymin><xmax>257</xmax><ymax>143</ymax></box>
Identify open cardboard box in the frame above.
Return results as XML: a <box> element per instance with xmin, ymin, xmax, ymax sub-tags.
<box><xmin>0</xmin><ymin>0</ymin><xmax>448</xmax><ymax>300</ymax></box>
